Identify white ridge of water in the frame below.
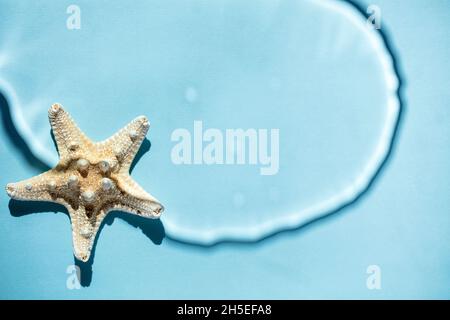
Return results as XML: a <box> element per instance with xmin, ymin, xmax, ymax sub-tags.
<box><xmin>0</xmin><ymin>0</ymin><xmax>401</xmax><ymax>245</ymax></box>
<box><xmin>161</xmin><ymin>0</ymin><xmax>401</xmax><ymax>245</ymax></box>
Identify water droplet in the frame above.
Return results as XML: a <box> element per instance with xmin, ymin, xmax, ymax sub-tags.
<box><xmin>233</xmin><ymin>192</ymin><xmax>246</xmax><ymax>208</ymax></box>
<box><xmin>185</xmin><ymin>87</ymin><xmax>198</xmax><ymax>103</ymax></box>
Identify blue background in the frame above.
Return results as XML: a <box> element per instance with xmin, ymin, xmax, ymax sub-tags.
<box><xmin>0</xmin><ymin>0</ymin><xmax>449</xmax><ymax>299</ymax></box>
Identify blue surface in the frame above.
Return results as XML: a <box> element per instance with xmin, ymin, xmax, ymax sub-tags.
<box><xmin>0</xmin><ymin>0</ymin><xmax>449</xmax><ymax>299</ymax></box>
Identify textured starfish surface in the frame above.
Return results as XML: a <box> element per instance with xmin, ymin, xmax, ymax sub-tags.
<box><xmin>5</xmin><ymin>104</ymin><xmax>164</xmax><ymax>262</ymax></box>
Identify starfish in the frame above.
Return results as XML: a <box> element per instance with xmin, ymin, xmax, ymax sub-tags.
<box><xmin>5</xmin><ymin>104</ymin><xmax>164</xmax><ymax>262</ymax></box>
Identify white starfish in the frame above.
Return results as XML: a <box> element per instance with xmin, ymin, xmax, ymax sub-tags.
<box><xmin>6</xmin><ymin>104</ymin><xmax>164</xmax><ymax>262</ymax></box>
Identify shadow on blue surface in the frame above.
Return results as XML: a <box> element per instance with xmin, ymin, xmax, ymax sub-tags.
<box><xmin>0</xmin><ymin>94</ymin><xmax>50</xmax><ymax>174</ymax></box>
<box><xmin>8</xmin><ymin>199</ymin><xmax>165</xmax><ymax>287</ymax></box>
<box><xmin>0</xmin><ymin>0</ymin><xmax>406</xmax><ymax>286</ymax></box>
<box><xmin>72</xmin><ymin>210</ymin><xmax>165</xmax><ymax>287</ymax></box>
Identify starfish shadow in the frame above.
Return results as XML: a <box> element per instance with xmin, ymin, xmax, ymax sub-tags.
<box><xmin>73</xmin><ymin>210</ymin><xmax>164</xmax><ymax>287</ymax></box>
<box><xmin>8</xmin><ymin>199</ymin><xmax>165</xmax><ymax>287</ymax></box>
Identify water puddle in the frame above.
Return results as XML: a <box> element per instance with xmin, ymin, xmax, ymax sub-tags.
<box><xmin>0</xmin><ymin>0</ymin><xmax>400</xmax><ymax>245</ymax></box>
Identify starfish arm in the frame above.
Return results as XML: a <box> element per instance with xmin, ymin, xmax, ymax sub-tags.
<box><xmin>115</xmin><ymin>174</ymin><xmax>163</xmax><ymax>218</ymax></box>
<box><xmin>6</xmin><ymin>170</ymin><xmax>59</xmax><ymax>202</ymax></box>
<box><xmin>69</xmin><ymin>206</ymin><xmax>108</xmax><ymax>262</ymax></box>
<box><xmin>99</xmin><ymin>115</ymin><xmax>149</xmax><ymax>172</ymax></box>
<box><xmin>48</xmin><ymin>103</ymin><xmax>93</xmax><ymax>161</ymax></box>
